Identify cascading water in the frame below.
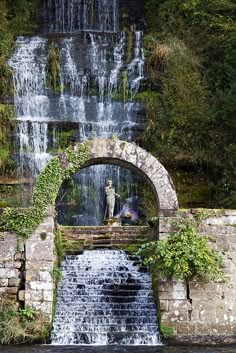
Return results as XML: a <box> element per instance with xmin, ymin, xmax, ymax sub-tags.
<box><xmin>51</xmin><ymin>250</ymin><xmax>160</xmax><ymax>345</ymax></box>
<box><xmin>9</xmin><ymin>1</ymin><xmax>146</xmax><ymax>220</ymax></box>
<box><xmin>44</xmin><ymin>0</ymin><xmax>118</xmax><ymax>33</ymax></box>
<box><xmin>9</xmin><ymin>1</ymin><xmax>160</xmax><ymax>344</ymax></box>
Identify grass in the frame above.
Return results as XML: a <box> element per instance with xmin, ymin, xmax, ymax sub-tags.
<box><xmin>0</xmin><ymin>297</ymin><xmax>51</xmax><ymax>345</ymax></box>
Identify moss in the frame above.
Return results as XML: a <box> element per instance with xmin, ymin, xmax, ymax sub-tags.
<box><xmin>46</xmin><ymin>41</ymin><xmax>61</xmax><ymax>92</ymax></box>
<box><xmin>48</xmin><ymin>130</ymin><xmax>76</xmax><ymax>153</ymax></box>
<box><xmin>0</xmin><ymin>104</ymin><xmax>16</xmax><ymax>175</ymax></box>
<box><xmin>122</xmin><ymin>70</ymin><xmax>128</xmax><ymax>102</ymax></box>
<box><xmin>126</xmin><ymin>29</ymin><xmax>133</xmax><ymax>64</ymax></box>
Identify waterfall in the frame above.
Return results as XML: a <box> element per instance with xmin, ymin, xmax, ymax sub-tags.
<box><xmin>9</xmin><ymin>2</ymin><xmax>160</xmax><ymax>344</ymax></box>
<box><xmin>9</xmin><ymin>0</ymin><xmax>146</xmax><ymax>220</ymax></box>
<box><xmin>44</xmin><ymin>0</ymin><xmax>118</xmax><ymax>33</ymax></box>
<box><xmin>51</xmin><ymin>250</ymin><xmax>160</xmax><ymax>345</ymax></box>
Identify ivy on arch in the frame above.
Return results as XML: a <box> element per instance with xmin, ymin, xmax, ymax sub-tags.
<box><xmin>0</xmin><ymin>143</ymin><xmax>90</xmax><ymax>239</ymax></box>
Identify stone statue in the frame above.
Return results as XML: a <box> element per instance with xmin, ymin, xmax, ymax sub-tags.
<box><xmin>105</xmin><ymin>180</ymin><xmax>120</xmax><ymax>219</ymax></box>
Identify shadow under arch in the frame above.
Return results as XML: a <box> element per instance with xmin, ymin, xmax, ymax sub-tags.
<box><xmin>58</xmin><ymin>139</ymin><xmax>179</xmax><ymax>214</ymax></box>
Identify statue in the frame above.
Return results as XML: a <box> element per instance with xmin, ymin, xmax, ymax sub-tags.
<box><xmin>105</xmin><ymin>180</ymin><xmax>120</xmax><ymax>219</ymax></box>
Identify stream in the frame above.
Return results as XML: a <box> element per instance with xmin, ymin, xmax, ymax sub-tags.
<box><xmin>1</xmin><ymin>345</ymin><xmax>236</xmax><ymax>353</ymax></box>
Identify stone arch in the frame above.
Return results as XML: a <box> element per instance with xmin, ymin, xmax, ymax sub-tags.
<box><xmin>59</xmin><ymin>139</ymin><xmax>179</xmax><ymax>213</ymax></box>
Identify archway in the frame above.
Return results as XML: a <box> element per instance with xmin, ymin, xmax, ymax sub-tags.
<box><xmin>58</xmin><ymin>139</ymin><xmax>178</xmax><ymax>213</ymax></box>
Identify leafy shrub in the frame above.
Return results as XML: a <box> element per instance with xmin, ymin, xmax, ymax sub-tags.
<box><xmin>138</xmin><ymin>220</ymin><xmax>224</xmax><ymax>281</ymax></box>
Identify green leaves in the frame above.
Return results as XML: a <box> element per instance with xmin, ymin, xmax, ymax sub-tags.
<box><xmin>0</xmin><ymin>144</ymin><xmax>91</xmax><ymax>239</ymax></box>
<box><xmin>138</xmin><ymin>220</ymin><xmax>224</xmax><ymax>282</ymax></box>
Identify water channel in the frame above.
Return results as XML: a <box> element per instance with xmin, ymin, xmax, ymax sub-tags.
<box><xmin>0</xmin><ymin>346</ymin><xmax>236</xmax><ymax>353</ymax></box>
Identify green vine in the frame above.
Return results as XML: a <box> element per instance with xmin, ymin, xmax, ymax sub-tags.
<box><xmin>63</xmin><ymin>143</ymin><xmax>91</xmax><ymax>178</ymax></box>
<box><xmin>0</xmin><ymin>143</ymin><xmax>91</xmax><ymax>239</ymax></box>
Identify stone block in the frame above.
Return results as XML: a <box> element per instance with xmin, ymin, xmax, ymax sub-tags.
<box><xmin>6</xmin><ymin>287</ymin><xmax>18</xmax><ymax>295</ymax></box>
<box><xmin>161</xmin><ymin>310</ymin><xmax>189</xmax><ymax>322</ymax></box>
<box><xmin>39</xmin><ymin>271</ymin><xmax>52</xmax><ymax>282</ymax></box>
<box><xmin>27</xmin><ymin>289</ymin><xmax>43</xmax><ymax>302</ymax></box>
<box><xmin>43</xmin><ymin>290</ymin><xmax>54</xmax><ymax>302</ymax></box>
<box><xmin>0</xmin><ymin>279</ymin><xmax>8</xmax><ymax>287</ymax></box>
<box><xmin>0</xmin><ymin>233</ymin><xmax>17</xmax><ymax>259</ymax></box>
<box><xmin>158</xmin><ymin>217</ymin><xmax>176</xmax><ymax>233</ymax></box>
<box><xmin>29</xmin><ymin>281</ymin><xmax>53</xmax><ymax>291</ymax></box>
<box><xmin>8</xmin><ymin>278</ymin><xmax>21</xmax><ymax>287</ymax></box>
<box><xmin>4</xmin><ymin>261</ymin><xmax>22</xmax><ymax>269</ymax></box>
<box><xmin>0</xmin><ymin>287</ymin><xmax>7</xmax><ymax>294</ymax></box>
<box><xmin>26</xmin><ymin>239</ymin><xmax>54</xmax><ymax>261</ymax></box>
<box><xmin>30</xmin><ymin>301</ymin><xmax>53</xmax><ymax>316</ymax></box>
<box><xmin>18</xmin><ymin>290</ymin><xmax>25</xmax><ymax>301</ymax></box>
<box><xmin>160</xmin><ymin>299</ymin><xmax>169</xmax><ymax>312</ymax></box>
<box><xmin>0</xmin><ymin>268</ymin><xmax>18</xmax><ymax>279</ymax></box>
<box><xmin>168</xmin><ymin>300</ymin><xmax>190</xmax><ymax>312</ymax></box>
<box><xmin>25</xmin><ymin>259</ymin><xmax>53</xmax><ymax>272</ymax></box>
<box><xmin>206</xmin><ymin>216</ymin><xmax>236</xmax><ymax>226</ymax></box>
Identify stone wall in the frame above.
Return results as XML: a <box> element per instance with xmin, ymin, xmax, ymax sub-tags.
<box><xmin>0</xmin><ymin>211</ymin><xmax>55</xmax><ymax>319</ymax></box>
<box><xmin>0</xmin><ymin>232</ymin><xmax>25</xmax><ymax>306</ymax></box>
<box><xmin>159</xmin><ymin>209</ymin><xmax>236</xmax><ymax>344</ymax></box>
<box><xmin>1</xmin><ymin>207</ymin><xmax>236</xmax><ymax>343</ymax></box>
<box><xmin>25</xmin><ymin>212</ymin><xmax>55</xmax><ymax>318</ymax></box>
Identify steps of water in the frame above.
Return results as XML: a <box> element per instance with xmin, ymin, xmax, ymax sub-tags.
<box><xmin>51</xmin><ymin>250</ymin><xmax>160</xmax><ymax>345</ymax></box>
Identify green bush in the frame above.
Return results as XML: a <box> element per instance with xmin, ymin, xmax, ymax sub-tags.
<box><xmin>138</xmin><ymin>220</ymin><xmax>224</xmax><ymax>282</ymax></box>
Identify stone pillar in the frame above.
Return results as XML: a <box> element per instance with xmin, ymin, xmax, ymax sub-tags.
<box><xmin>25</xmin><ymin>211</ymin><xmax>55</xmax><ymax>319</ymax></box>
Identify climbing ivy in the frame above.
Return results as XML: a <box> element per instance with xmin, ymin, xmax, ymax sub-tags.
<box><xmin>63</xmin><ymin>143</ymin><xmax>91</xmax><ymax>178</ymax></box>
<box><xmin>0</xmin><ymin>143</ymin><xmax>91</xmax><ymax>239</ymax></box>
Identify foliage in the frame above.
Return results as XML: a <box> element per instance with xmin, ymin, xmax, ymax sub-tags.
<box><xmin>63</xmin><ymin>143</ymin><xmax>91</xmax><ymax>178</ymax></box>
<box><xmin>138</xmin><ymin>220</ymin><xmax>224</xmax><ymax>282</ymax></box>
<box><xmin>46</xmin><ymin>41</ymin><xmax>61</xmax><ymax>92</ymax></box>
<box><xmin>0</xmin><ymin>298</ymin><xmax>50</xmax><ymax>345</ymax></box>
<box><xmin>160</xmin><ymin>323</ymin><xmax>174</xmax><ymax>339</ymax></box>
<box><xmin>0</xmin><ymin>104</ymin><xmax>16</xmax><ymax>175</ymax></box>
<box><xmin>141</xmin><ymin>0</ymin><xmax>236</xmax><ymax>208</ymax></box>
<box><xmin>142</xmin><ymin>38</ymin><xmax>212</xmax><ymax>166</ymax></box>
<box><xmin>19</xmin><ymin>307</ymin><xmax>36</xmax><ymax>320</ymax></box>
<box><xmin>0</xmin><ymin>143</ymin><xmax>91</xmax><ymax>238</ymax></box>
<box><xmin>54</xmin><ymin>229</ymin><xmax>65</xmax><ymax>265</ymax></box>
<box><xmin>53</xmin><ymin>267</ymin><xmax>63</xmax><ymax>282</ymax></box>
<box><xmin>0</xmin><ymin>0</ymin><xmax>40</xmax><ymax>97</ymax></box>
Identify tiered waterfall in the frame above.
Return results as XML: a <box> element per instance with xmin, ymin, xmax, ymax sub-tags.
<box><xmin>51</xmin><ymin>250</ymin><xmax>160</xmax><ymax>345</ymax></box>
<box><xmin>10</xmin><ymin>0</ymin><xmax>146</xmax><ymax>225</ymax></box>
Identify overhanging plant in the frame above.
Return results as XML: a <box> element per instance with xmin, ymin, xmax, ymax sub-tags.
<box><xmin>137</xmin><ymin>219</ymin><xmax>225</xmax><ymax>282</ymax></box>
<box><xmin>0</xmin><ymin>143</ymin><xmax>90</xmax><ymax>239</ymax></box>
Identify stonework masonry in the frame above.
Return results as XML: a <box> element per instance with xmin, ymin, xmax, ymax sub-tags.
<box><xmin>0</xmin><ymin>211</ymin><xmax>55</xmax><ymax>319</ymax></box>
<box><xmin>159</xmin><ymin>209</ymin><xmax>236</xmax><ymax>344</ymax></box>
<box><xmin>0</xmin><ymin>232</ymin><xmax>24</xmax><ymax>306</ymax></box>
<box><xmin>1</xmin><ymin>208</ymin><xmax>236</xmax><ymax>343</ymax></box>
